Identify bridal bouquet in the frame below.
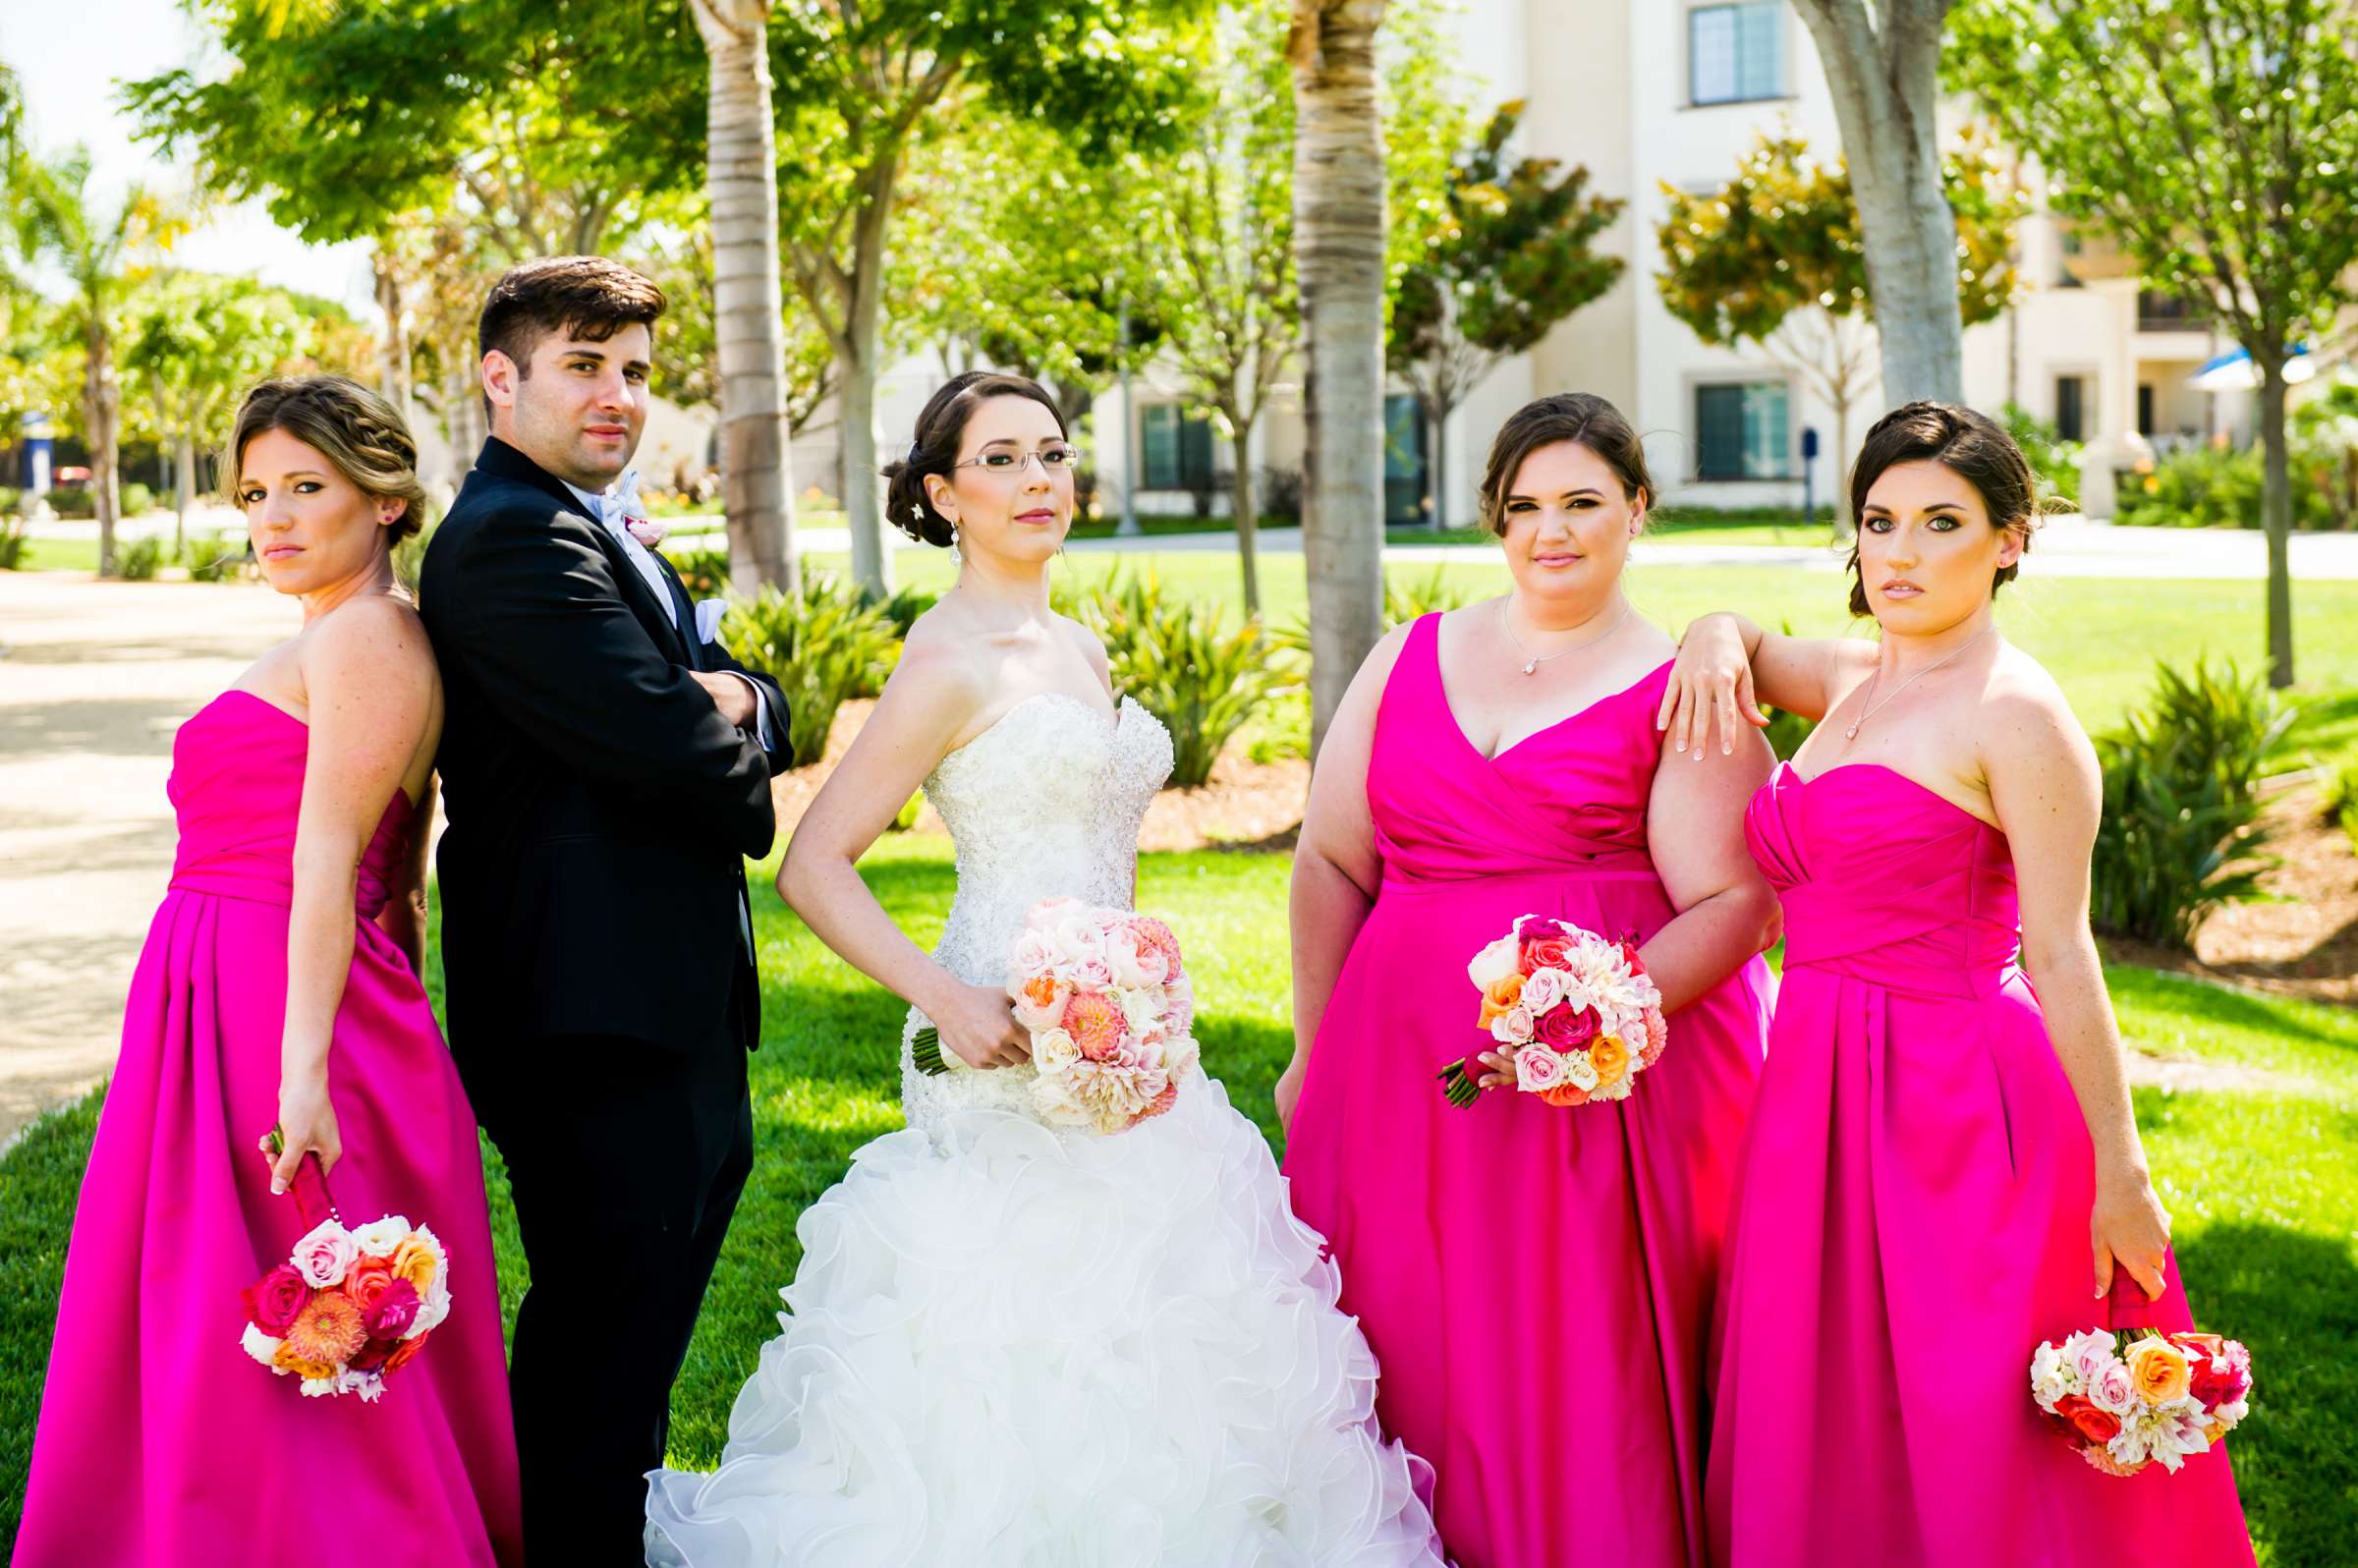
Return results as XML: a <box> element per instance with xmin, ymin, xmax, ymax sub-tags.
<box><xmin>2031</xmin><ymin>1323</ymin><xmax>2253</xmax><ymax>1477</ymax></box>
<box><xmin>1437</xmin><ymin>915</ymin><xmax>1665</xmax><ymax>1108</ymax></box>
<box><xmin>913</xmin><ymin>897</ymin><xmax>1200</xmax><ymax>1136</ymax></box>
<box><xmin>240</xmin><ymin>1134</ymin><xmax>452</xmax><ymax>1402</ymax></box>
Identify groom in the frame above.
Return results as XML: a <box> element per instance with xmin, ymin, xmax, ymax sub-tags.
<box><xmin>420</xmin><ymin>255</ymin><xmax>786</xmax><ymax>1560</ymax></box>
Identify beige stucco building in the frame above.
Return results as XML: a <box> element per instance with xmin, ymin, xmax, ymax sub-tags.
<box><xmin>856</xmin><ymin>0</ymin><xmax>2260</xmax><ymax>531</ymax></box>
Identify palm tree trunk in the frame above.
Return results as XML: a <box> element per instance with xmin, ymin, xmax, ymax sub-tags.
<box><xmin>1290</xmin><ymin>0</ymin><xmax>1389</xmax><ymax>755</ymax></box>
<box><xmin>690</xmin><ymin>0</ymin><xmax>798</xmax><ymax>593</ymax></box>
<box><xmin>174</xmin><ymin>430</ymin><xmax>196</xmax><ymax>553</ymax></box>
<box><xmin>841</xmin><ymin>158</ymin><xmax>904</xmax><ymax>599</ymax></box>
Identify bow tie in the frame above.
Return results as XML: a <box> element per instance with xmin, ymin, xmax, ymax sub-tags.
<box><xmin>593</xmin><ymin>471</ymin><xmax>665</xmax><ymax>548</ymax></box>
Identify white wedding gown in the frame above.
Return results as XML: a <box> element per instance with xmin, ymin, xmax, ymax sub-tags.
<box><xmin>645</xmin><ymin>692</ymin><xmax>1443</xmax><ymax>1567</ymax></box>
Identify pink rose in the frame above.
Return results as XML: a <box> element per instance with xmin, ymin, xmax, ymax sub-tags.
<box><xmin>624</xmin><ymin>517</ymin><xmax>667</xmax><ymax>548</ymax></box>
<box><xmin>2091</xmin><ymin>1360</ymin><xmax>2137</xmax><ymax>1416</ymax></box>
<box><xmin>1514</xmin><ymin>1048</ymin><xmax>1565</xmax><ymax>1093</ymax></box>
<box><xmin>291</xmin><ymin>1220</ymin><xmax>359</xmax><ymax>1289</ymax></box>
<box><xmin>1520</xmin><ymin>934</ymin><xmax>1573</xmax><ymax>975</ymax></box>
<box><xmin>364</xmin><ymin>1277</ymin><xmax>423</xmax><ymax>1341</ymax></box>
<box><xmin>243</xmin><ymin>1263</ymin><xmax>311</xmax><ymax>1335</ymax></box>
<box><xmin>1535</xmin><ymin>1003</ymin><xmax>1600</xmax><ymax>1052</ymax></box>
<box><xmin>1069</xmin><ymin>958</ymin><xmax>1114</xmax><ymax>991</ymax></box>
<box><xmin>1163</xmin><ymin>974</ymin><xmax>1196</xmax><ymax>1037</ymax></box>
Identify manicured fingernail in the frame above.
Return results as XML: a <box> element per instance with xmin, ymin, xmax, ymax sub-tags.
<box><xmin>271</xmin><ymin>1179</ymin><xmax>286</xmax><ymax>1195</ymax></box>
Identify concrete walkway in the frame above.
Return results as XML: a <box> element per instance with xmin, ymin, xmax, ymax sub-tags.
<box><xmin>0</xmin><ymin>572</ymin><xmax>296</xmax><ymax>1147</ymax></box>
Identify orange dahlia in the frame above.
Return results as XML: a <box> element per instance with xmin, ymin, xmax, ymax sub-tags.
<box><xmin>1064</xmin><ymin>991</ymin><xmax>1127</xmax><ymax>1060</ymax></box>
<box><xmin>285</xmin><ymin>1290</ymin><xmax>368</xmax><ymax>1367</ymax></box>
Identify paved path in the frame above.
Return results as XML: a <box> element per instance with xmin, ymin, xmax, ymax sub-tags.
<box><xmin>0</xmin><ymin>573</ymin><xmax>296</xmax><ymax>1147</ymax></box>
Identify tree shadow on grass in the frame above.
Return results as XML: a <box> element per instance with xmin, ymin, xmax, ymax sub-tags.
<box><xmin>2178</xmin><ymin>1221</ymin><xmax>2358</xmax><ymax>1567</ymax></box>
<box><xmin>2106</xmin><ymin>963</ymin><xmax>2358</xmax><ymax>1058</ymax></box>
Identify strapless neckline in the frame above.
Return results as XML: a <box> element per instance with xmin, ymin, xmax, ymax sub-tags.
<box><xmin>202</xmin><ymin>689</ymin><xmax>421</xmax><ymax>825</ymax></box>
<box><xmin>1774</xmin><ymin>758</ymin><xmax>1993</xmax><ymax>831</ymax></box>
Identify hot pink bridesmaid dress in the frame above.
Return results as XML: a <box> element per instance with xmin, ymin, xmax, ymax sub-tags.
<box><xmin>1284</xmin><ymin>614</ymin><xmax>1771</xmax><ymax>1568</ymax></box>
<box><xmin>13</xmin><ymin>691</ymin><xmax>522</xmax><ymax>1567</ymax></box>
<box><xmin>1707</xmin><ymin>761</ymin><xmax>2253</xmax><ymax>1566</ymax></box>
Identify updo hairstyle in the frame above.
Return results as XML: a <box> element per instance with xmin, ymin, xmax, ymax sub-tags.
<box><xmin>228</xmin><ymin>375</ymin><xmax>432</xmax><ymax>546</ymax></box>
<box><xmin>881</xmin><ymin>371</ymin><xmax>1070</xmax><ymax>548</ymax></box>
<box><xmin>1477</xmin><ymin>392</ymin><xmax>1656</xmax><ymax>534</ymax></box>
<box><xmin>1845</xmin><ymin>401</ymin><xmax>2043</xmax><ymax>617</ymax></box>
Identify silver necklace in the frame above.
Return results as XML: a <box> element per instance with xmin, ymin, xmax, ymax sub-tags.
<box><xmin>1499</xmin><ymin>596</ymin><xmax>1634</xmax><ymax>676</ymax></box>
<box><xmin>1842</xmin><ymin>627</ymin><xmax>1993</xmax><ymax>742</ymax></box>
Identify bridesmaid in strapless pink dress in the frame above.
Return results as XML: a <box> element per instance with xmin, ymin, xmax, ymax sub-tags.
<box><xmin>1283</xmin><ymin>613</ymin><xmax>1772</xmax><ymax>1567</ymax></box>
<box><xmin>12</xmin><ymin>692</ymin><xmax>522</xmax><ymax>1566</ymax></box>
<box><xmin>1706</xmin><ymin>761</ymin><xmax>2253</xmax><ymax>1566</ymax></box>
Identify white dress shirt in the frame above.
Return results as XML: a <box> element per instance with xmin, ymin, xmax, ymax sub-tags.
<box><xmin>564</xmin><ymin>478</ymin><xmax>775</xmax><ymax>751</ymax></box>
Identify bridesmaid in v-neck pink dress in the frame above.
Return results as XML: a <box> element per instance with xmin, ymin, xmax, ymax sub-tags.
<box><xmin>1280</xmin><ymin>395</ymin><xmax>1776</xmax><ymax>1568</ymax></box>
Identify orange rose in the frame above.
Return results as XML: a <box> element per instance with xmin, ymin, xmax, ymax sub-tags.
<box><xmin>391</xmin><ymin>1232</ymin><xmax>446</xmax><ymax>1295</ymax></box>
<box><xmin>1589</xmin><ymin>1035</ymin><xmax>1629</xmax><ymax>1087</ymax></box>
<box><xmin>383</xmin><ymin>1332</ymin><xmax>428</xmax><ymax>1373</ymax></box>
<box><xmin>1538</xmin><ymin>1082</ymin><xmax>1591</xmax><ymax>1107</ymax></box>
<box><xmin>271</xmin><ymin>1340</ymin><xmax>335</xmax><ymax>1380</ymax></box>
<box><xmin>2126</xmin><ymin>1337</ymin><xmax>2192</xmax><ymax>1406</ymax></box>
<box><xmin>1477</xmin><ymin>975</ymin><xmax>1526</xmax><ymax>1028</ymax></box>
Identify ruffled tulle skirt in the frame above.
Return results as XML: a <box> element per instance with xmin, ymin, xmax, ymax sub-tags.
<box><xmin>643</xmin><ymin>1073</ymin><xmax>1443</xmax><ymax>1567</ymax></box>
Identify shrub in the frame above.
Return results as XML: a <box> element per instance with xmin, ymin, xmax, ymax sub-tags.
<box><xmin>667</xmin><ymin>546</ymin><xmax>732</xmax><ymax>599</ymax></box>
<box><xmin>2090</xmin><ymin>658</ymin><xmax>2293</xmax><ymax>950</ymax></box>
<box><xmin>2115</xmin><ymin>443</ymin><xmax>2337</xmax><ymax>531</ymax></box>
<box><xmin>183</xmin><ymin>533</ymin><xmax>244</xmax><ymax>583</ymax></box>
<box><xmin>1069</xmin><ymin>571</ymin><xmax>1293</xmax><ymax>788</ymax></box>
<box><xmin>47</xmin><ymin>488</ymin><xmax>94</xmax><ymax>519</ymax></box>
<box><xmin>0</xmin><ymin>513</ymin><xmax>28</xmax><ymax>570</ymax></box>
<box><xmin>2000</xmin><ymin>402</ymin><xmax>2082</xmax><ymax>507</ymax></box>
<box><xmin>1761</xmin><ymin>704</ymin><xmax>1818</xmax><ymax>760</ymax></box>
<box><xmin>120</xmin><ymin>482</ymin><xmax>154</xmax><ymax>517</ymax></box>
<box><xmin>874</xmin><ymin>587</ymin><xmax>939</xmax><ymax>641</ymax></box>
<box><xmin>1262</xmin><ymin>467</ymin><xmax>1304</xmax><ymax>521</ymax></box>
<box><xmin>0</xmin><ymin>486</ymin><xmax>20</xmax><ymax>518</ymax></box>
<box><xmin>720</xmin><ymin>572</ymin><xmax>900</xmax><ymax>769</ymax></box>
<box><xmin>116</xmin><ymin>535</ymin><xmax>163</xmax><ymax>581</ymax></box>
<box><xmin>2324</xmin><ymin>758</ymin><xmax>2358</xmax><ymax>856</ymax></box>
<box><xmin>1268</xmin><ymin>565</ymin><xmax>1475</xmax><ymax>661</ymax></box>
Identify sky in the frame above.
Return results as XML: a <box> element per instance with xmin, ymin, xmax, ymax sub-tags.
<box><xmin>4</xmin><ymin>0</ymin><xmax>376</xmax><ymax>312</ymax></box>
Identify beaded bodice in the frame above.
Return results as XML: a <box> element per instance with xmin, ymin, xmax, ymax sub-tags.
<box><xmin>899</xmin><ymin>691</ymin><xmax>1174</xmax><ymax>1139</ymax></box>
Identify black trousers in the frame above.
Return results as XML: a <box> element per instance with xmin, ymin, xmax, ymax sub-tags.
<box><xmin>467</xmin><ymin>1024</ymin><xmax>755</xmax><ymax>1566</ymax></box>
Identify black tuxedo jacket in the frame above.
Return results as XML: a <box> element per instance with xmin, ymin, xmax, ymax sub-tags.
<box><xmin>420</xmin><ymin>437</ymin><xmax>787</xmax><ymax>1062</ymax></box>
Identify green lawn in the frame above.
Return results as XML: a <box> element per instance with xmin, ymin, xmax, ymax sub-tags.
<box><xmin>13</xmin><ymin>536</ymin><xmax>99</xmax><ymax>573</ymax></box>
<box><xmin>2</xmin><ymin>835</ymin><xmax>2352</xmax><ymax>1562</ymax></box>
<box><xmin>815</xmin><ymin>546</ymin><xmax>2358</xmax><ymax>755</ymax></box>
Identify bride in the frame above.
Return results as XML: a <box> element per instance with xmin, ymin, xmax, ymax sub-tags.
<box><xmin>644</xmin><ymin>371</ymin><xmax>1443</xmax><ymax>1567</ymax></box>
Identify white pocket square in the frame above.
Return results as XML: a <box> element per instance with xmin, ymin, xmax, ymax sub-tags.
<box><xmin>695</xmin><ymin>597</ymin><xmax>728</xmax><ymax>644</ymax></box>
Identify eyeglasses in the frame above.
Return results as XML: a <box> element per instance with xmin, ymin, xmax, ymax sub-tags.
<box><xmin>952</xmin><ymin>444</ymin><xmax>1083</xmax><ymax>476</ymax></box>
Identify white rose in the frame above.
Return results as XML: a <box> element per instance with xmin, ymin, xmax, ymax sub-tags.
<box><xmin>1103</xmin><ymin>927</ymin><xmax>1154</xmax><ymax>989</ymax></box>
<box><xmin>1163</xmin><ymin>1036</ymin><xmax>1200</xmax><ymax>1081</ymax></box>
<box><xmin>1466</xmin><ymin>934</ymin><xmax>1523</xmax><ymax>989</ymax></box>
<box><xmin>2030</xmin><ymin>1343</ymin><xmax>2071</xmax><ymax>1411</ymax></box>
<box><xmin>241</xmin><ymin>1322</ymin><xmax>284</xmax><ymax>1368</ymax></box>
<box><xmin>1564</xmin><ymin>1054</ymin><xmax>1600</xmax><ymax>1092</ymax></box>
<box><xmin>1116</xmin><ymin>986</ymin><xmax>1162</xmax><ymax>1038</ymax></box>
<box><xmin>300</xmin><ymin>1376</ymin><xmax>338</xmax><ymax>1398</ymax></box>
<box><xmin>1011</xmin><ymin>927</ymin><xmax>1061</xmax><ymax>980</ymax></box>
<box><xmin>1052</xmin><ymin>916</ymin><xmax>1106</xmax><ymax>967</ymax></box>
<box><xmin>349</xmin><ymin>1215</ymin><xmax>413</xmax><ymax>1258</ymax></box>
<box><xmin>1032</xmin><ymin>1028</ymin><xmax>1082</xmax><ymax>1074</ymax></box>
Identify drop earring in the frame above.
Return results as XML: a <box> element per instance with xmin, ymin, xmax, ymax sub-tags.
<box><xmin>949</xmin><ymin>523</ymin><xmax>962</xmax><ymax>566</ymax></box>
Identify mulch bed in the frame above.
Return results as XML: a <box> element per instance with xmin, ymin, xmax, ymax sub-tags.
<box><xmin>2101</xmin><ymin>779</ymin><xmax>2358</xmax><ymax>1010</ymax></box>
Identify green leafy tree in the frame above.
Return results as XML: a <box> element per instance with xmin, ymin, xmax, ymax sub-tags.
<box><xmin>121</xmin><ymin>272</ymin><xmax>350</xmax><ymax>546</ymax></box>
<box><xmin>1656</xmin><ymin>126</ymin><xmax>2019</xmax><ymax>520</ymax></box>
<box><xmin>11</xmin><ymin>151</ymin><xmax>184</xmax><ymax>574</ymax></box>
<box><xmin>1131</xmin><ymin>0</ymin><xmax>1301</xmax><ymax>614</ymax></box>
<box><xmin>1950</xmin><ymin>0</ymin><xmax>2358</xmax><ymax>690</ymax></box>
<box><xmin>763</xmin><ymin>0</ymin><xmax>1212</xmax><ymax>597</ymax></box>
<box><xmin>1388</xmin><ymin>99</ymin><xmax>1623</xmax><ymax>529</ymax></box>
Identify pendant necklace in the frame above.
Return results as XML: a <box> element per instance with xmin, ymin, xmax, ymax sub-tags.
<box><xmin>1843</xmin><ymin>626</ymin><xmax>1993</xmax><ymax>742</ymax></box>
<box><xmin>1499</xmin><ymin>596</ymin><xmax>1634</xmax><ymax>676</ymax></box>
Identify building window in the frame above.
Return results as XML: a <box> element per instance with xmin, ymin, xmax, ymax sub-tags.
<box><xmin>1695</xmin><ymin>382</ymin><xmax>1792</xmax><ymax>480</ymax></box>
<box><xmin>2054</xmin><ymin>375</ymin><xmax>2087</xmax><ymax>443</ymax></box>
<box><xmin>1690</xmin><ymin>3</ymin><xmax>1781</xmax><ymax>106</ymax></box>
<box><xmin>1383</xmin><ymin>393</ymin><xmax>1429</xmax><ymax>526</ymax></box>
<box><xmin>1140</xmin><ymin>403</ymin><xmax>1214</xmax><ymax>491</ymax></box>
<box><xmin>2138</xmin><ymin>382</ymin><xmax>2156</xmax><ymax>436</ymax></box>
